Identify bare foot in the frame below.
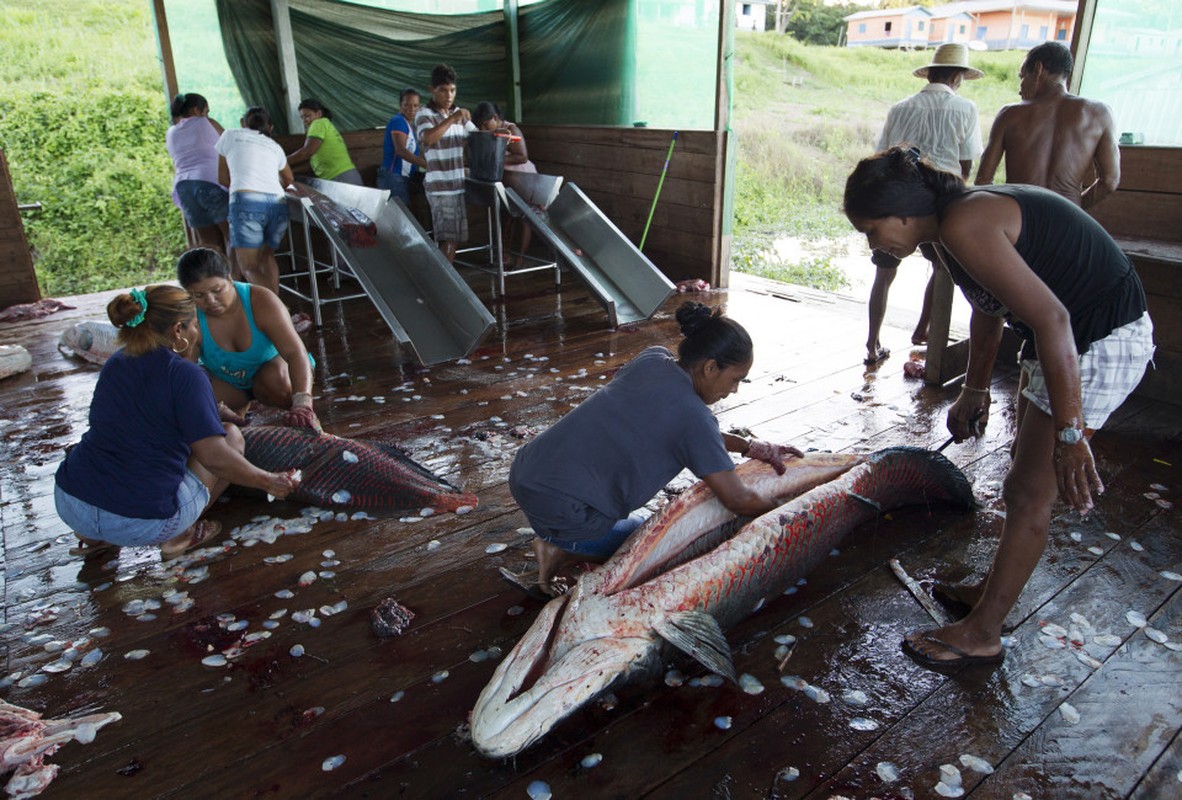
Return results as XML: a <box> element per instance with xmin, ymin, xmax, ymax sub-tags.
<box><xmin>863</xmin><ymin>345</ymin><xmax>890</xmax><ymax>366</ymax></box>
<box><xmin>533</xmin><ymin>537</ymin><xmax>577</xmax><ymax>587</ymax></box>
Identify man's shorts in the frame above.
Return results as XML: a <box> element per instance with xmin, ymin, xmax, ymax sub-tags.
<box><xmin>1021</xmin><ymin>312</ymin><xmax>1155</xmax><ymax>430</ymax></box>
<box><xmin>427</xmin><ymin>191</ymin><xmax>467</xmax><ymax>244</ymax></box>
<box><xmin>229</xmin><ymin>191</ymin><xmax>289</xmax><ymax>250</ymax></box>
<box><xmin>55</xmin><ymin>470</ymin><xmax>210</xmax><ymax>548</ymax></box>
<box><xmin>176</xmin><ymin>180</ymin><xmax>229</xmax><ymax>228</ymax></box>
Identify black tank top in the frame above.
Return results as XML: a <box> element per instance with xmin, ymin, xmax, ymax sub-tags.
<box><xmin>938</xmin><ymin>184</ymin><xmax>1147</xmax><ymax>359</ymax></box>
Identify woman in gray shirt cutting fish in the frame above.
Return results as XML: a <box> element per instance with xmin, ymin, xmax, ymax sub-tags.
<box><xmin>508</xmin><ymin>301</ymin><xmax>802</xmax><ymax>597</ymax></box>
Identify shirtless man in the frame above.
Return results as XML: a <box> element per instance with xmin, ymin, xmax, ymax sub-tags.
<box><xmin>975</xmin><ymin>41</ymin><xmax>1120</xmax><ymax>209</ymax></box>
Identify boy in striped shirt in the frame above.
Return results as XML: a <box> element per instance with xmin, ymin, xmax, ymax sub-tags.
<box><xmin>416</xmin><ymin>63</ymin><xmax>477</xmax><ymax>263</ymax></box>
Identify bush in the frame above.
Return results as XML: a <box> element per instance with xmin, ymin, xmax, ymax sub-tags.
<box><xmin>1</xmin><ymin>89</ymin><xmax>185</xmax><ymax>295</ymax></box>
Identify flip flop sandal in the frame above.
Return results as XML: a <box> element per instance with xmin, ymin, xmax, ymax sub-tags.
<box><xmin>69</xmin><ymin>537</ymin><xmax>118</xmax><ymax>559</ymax></box>
<box><xmin>160</xmin><ymin>520</ymin><xmax>224</xmax><ymax>560</ymax></box>
<box><xmin>902</xmin><ymin>632</ymin><xmax>1005</xmax><ymax>671</ymax></box>
<box><xmin>863</xmin><ymin>348</ymin><xmax>890</xmax><ymax>366</ymax></box>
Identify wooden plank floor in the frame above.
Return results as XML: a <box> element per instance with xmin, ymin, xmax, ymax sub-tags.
<box><xmin>1</xmin><ymin>270</ymin><xmax>1179</xmax><ymax>799</ymax></box>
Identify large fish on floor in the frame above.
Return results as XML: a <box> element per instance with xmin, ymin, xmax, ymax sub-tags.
<box><xmin>242</xmin><ymin>425</ymin><xmax>477</xmax><ymax>514</ymax></box>
<box><xmin>470</xmin><ymin>447</ymin><xmax>974</xmax><ymax>757</ymax></box>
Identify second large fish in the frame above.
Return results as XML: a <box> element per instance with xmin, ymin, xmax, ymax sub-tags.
<box><xmin>242</xmin><ymin>426</ymin><xmax>477</xmax><ymax>514</ymax></box>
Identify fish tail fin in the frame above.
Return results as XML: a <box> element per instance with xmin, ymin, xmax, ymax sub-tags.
<box><xmin>866</xmin><ymin>446</ymin><xmax>976</xmax><ymax>509</ymax></box>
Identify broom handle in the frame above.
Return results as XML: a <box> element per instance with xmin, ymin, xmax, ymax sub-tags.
<box><xmin>639</xmin><ymin>130</ymin><xmax>679</xmax><ymax>252</ymax></box>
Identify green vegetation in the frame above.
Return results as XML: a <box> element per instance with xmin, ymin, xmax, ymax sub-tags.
<box><xmin>731</xmin><ymin>32</ymin><xmax>1024</xmax><ymax>288</ymax></box>
<box><xmin>0</xmin><ymin>0</ymin><xmax>183</xmax><ymax>295</ymax></box>
<box><xmin>781</xmin><ymin>1</ymin><xmax>866</xmax><ymax>47</ymax></box>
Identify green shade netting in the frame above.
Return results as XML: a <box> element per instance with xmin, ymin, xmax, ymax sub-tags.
<box><xmin>216</xmin><ymin>0</ymin><xmax>637</xmax><ymax>135</ymax></box>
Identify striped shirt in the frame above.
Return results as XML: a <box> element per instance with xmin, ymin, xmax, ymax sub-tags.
<box><xmin>415</xmin><ymin>105</ymin><xmax>476</xmax><ymax>195</ymax></box>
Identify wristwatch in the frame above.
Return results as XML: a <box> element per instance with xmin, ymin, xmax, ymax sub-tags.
<box><xmin>1056</xmin><ymin>426</ymin><xmax>1085</xmax><ymax>445</ymax></box>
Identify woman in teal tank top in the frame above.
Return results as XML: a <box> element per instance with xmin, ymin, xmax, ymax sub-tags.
<box><xmin>177</xmin><ymin>248</ymin><xmax>320</xmax><ymax>429</ymax></box>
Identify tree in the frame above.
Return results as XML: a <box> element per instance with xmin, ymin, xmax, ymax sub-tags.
<box><xmin>784</xmin><ymin>1</ymin><xmax>868</xmax><ymax>47</ymax></box>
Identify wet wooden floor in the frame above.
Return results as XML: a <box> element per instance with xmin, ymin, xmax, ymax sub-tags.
<box><xmin>1</xmin><ymin>269</ymin><xmax>1180</xmax><ymax>799</ymax></box>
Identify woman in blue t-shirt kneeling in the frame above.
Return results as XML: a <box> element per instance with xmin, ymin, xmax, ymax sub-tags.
<box><xmin>55</xmin><ymin>285</ymin><xmax>300</xmax><ymax>560</ymax></box>
<box><xmin>508</xmin><ymin>302</ymin><xmax>803</xmax><ymax>597</ymax></box>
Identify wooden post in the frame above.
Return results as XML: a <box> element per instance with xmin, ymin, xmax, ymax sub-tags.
<box><xmin>1068</xmin><ymin>0</ymin><xmax>1097</xmax><ymax>94</ymax></box>
<box><xmin>150</xmin><ymin>0</ymin><xmax>179</xmax><ymax>103</ymax></box>
<box><xmin>271</xmin><ymin>0</ymin><xmax>303</xmax><ymax>134</ymax></box>
<box><xmin>712</xmin><ymin>0</ymin><xmax>736</xmax><ymax>288</ymax></box>
<box><xmin>503</xmin><ymin>0</ymin><xmax>522</xmax><ymax>121</ymax></box>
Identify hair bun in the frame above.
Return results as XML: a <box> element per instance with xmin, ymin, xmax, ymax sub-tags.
<box><xmin>675</xmin><ymin>301</ymin><xmax>716</xmax><ymax>337</ymax></box>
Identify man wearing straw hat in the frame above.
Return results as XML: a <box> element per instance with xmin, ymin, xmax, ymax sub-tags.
<box><xmin>863</xmin><ymin>42</ymin><xmax>983</xmax><ymax>366</ymax></box>
<box><xmin>975</xmin><ymin>41</ymin><xmax>1119</xmax><ymax>210</ymax></box>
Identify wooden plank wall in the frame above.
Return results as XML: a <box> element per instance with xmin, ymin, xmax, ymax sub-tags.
<box><xmin>1089</xmin><ymin>146</ymin><xmax>1182</xmax><ymax>405</ymax></box>
<box><xmin>524</xmin><ymin>126</ymin><xmax>724</xmax><ymax>286</ymax></box>
<box><xmin>0</xmin><ymin>150</ymin><xmax>41</xmax><ymax>309</ymax></box>
<box><xmin>280</xmin><ymin>126</ymin><xmax>726</xmax><ymax>287</ymax></box>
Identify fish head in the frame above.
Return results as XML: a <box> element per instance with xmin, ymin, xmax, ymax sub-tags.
<box><xmin>469</xmin><ymin>584</ymin><xmax>659</xmax><ymax>758</ymax></box>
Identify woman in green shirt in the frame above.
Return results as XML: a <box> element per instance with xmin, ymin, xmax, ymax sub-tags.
<box><xmin>286</xmin><ymin>99</ymin><xmax>362</xmax><ymax>185</ymax></box>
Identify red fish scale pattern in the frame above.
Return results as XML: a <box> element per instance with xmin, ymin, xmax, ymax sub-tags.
<box><xmin>648</xmin><ymin>449</ymin><xmax>972</xmax><ymax>624</ymax></box>
<box><xmin>242</xmin><ymin>426</ymin><xmax>478</xmax><ymax>513</ymax></box>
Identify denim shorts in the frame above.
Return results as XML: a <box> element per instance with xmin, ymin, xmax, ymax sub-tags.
<box><xmin>536</xmin><ymin>510</ymin><xmax>647</xmax><ymax>561</ymax></box>
<box><xmin>176</xmin><ymin>180</ymin><xmax>229</xmax><ymax>228</ymax></box>
<box><xmin>229</xmin><ymin>192</ymin><xmax>289</xmax><ymax>250</ymax></box>
<box><xmin>54</xmin><ymin>470</ymin><xmax>209</xmax><ymax>547</ymax></box>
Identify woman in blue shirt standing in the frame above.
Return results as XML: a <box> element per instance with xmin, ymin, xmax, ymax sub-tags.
<box><xmin>55</xmin><ymin>285</ymin><xmax>300</xmax><ymax>559</ymax></box>
<box><xmin>379</xmin><ymin>88</ymin><xmax>429</xmax><ymax>205</ymax></box>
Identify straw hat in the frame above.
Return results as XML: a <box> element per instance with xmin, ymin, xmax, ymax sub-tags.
<box><xmin>914</xmin><ymin>43</ymin><xmax>983</xmax><ymax>80</ymax></box>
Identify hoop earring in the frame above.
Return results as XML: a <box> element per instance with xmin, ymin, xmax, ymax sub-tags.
<box><xmin>173</xmin><ymin>336</ymin><xmax>190</xmax><ymax>354</ymax></box>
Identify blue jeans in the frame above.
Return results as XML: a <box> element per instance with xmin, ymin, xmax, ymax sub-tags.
<box><xmin>229</xmin><ymin>192</ymin><xmax>289</xmax><ymax>250</ymax></box>
<box><xmin>377</xmin><ymin>170</ymin><xmax>411</xmax><ymax>205</ymax></box>
<box><xmin>54</xmin><ymin>471</ymin><xmax>209</xmax><ymax>547</ymax></box>
<box><xmin>538</xmin><ymin>510</ymin><xmax>647</xmax><ymax>561</ymax></box>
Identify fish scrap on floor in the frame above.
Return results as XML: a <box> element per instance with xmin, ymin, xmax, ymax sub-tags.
<box><xmin>0</xmin><ymin>700</ymin><xmax>121</xmax><ymax>799</ymax></box>
<box><xmin>242</xmin><ymin>426</ymin><xmax>478</xmax><ymax>514</ymax></box>
<box><xmin>470</xmin><ymin>447</ymin><xmax>975</xmax><ymax>757</ymax></box>
<box><xmin>0</xmin><ymin>345</ymin><xmax>32</xmax><ymax>381</ymax></box>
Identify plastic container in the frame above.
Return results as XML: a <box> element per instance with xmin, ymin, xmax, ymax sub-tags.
<box><xmin>469</xmin><ymin>131</ymin><xmax>508</xmax><ymax>182</ymax></box>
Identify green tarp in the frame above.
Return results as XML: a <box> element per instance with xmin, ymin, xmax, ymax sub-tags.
<box><xmin>216</xmin><ymin>0</ymin><xmax>637</xmax><ymax>135</ymax></box>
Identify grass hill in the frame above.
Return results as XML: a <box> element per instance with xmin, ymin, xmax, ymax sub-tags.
<box><xmin>731</xmin><ymin>32</ymin><xmax>1023</xmax><ymax>288</ymax></box>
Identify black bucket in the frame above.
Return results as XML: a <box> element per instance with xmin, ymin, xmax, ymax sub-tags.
<box><xmin>468</xmin><ymin>131</ymin><xmax>507</xmax><ymax>182</ymax></box>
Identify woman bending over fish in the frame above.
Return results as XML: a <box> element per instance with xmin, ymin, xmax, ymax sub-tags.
<box><xmin>844</xmin><ymin>146</ymin><xmax>1154</xmax><ymax>670</ymax></box>
<box><xmin>177</xmin><ymin>247</ymin><xmax>320</xmax><ymax>430</ymax></box>
<box><xmin>54</xmin><ymin>286</ymin><xmax>300</xmax><ymax>559</ymax></box>
<box><xmin>509</xmin><ymin>301</ymin><xmax>803</xmax><ymax>596</ymax></box>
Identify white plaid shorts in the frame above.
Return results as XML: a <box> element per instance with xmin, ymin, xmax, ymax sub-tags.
<box><xmin>1021</xmin><ymin>312</ymin><xmax>1155</xmax><ymax>430</ymax></box>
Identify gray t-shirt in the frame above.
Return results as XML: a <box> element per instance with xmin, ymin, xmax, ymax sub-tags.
<box><xmin>509</xmin><ymin>346</ymin><xmax>734</xmax><ymax>541</ymax></box>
